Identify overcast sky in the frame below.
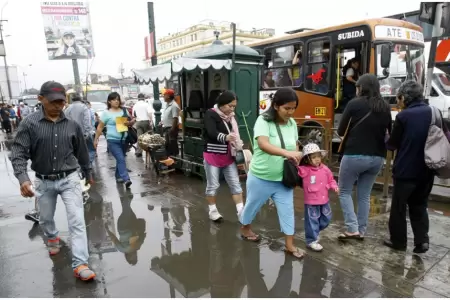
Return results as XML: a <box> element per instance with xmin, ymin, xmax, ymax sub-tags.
<box><xmin>2</xmin><ymin>0</ymin><xmax>421</xmax><ymax>90</ymax></box>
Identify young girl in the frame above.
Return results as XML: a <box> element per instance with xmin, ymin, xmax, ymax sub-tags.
<box><xmin>298</xmin><ymin>143</ymin><xmax>339</xmax><ymax>252</ymax></box>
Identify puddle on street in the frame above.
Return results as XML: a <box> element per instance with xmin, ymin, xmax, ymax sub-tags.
<box><xmin>1</xmin><ymin>136</ymin><xmax>450</xmax><ymax>298</ymax></box>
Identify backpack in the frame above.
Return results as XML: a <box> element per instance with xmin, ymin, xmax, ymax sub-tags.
<box><xmin>121</xmin><ymin>108</ymin><xmax>138</xmax><ymax>150</ymax></box>
<box><xmin>424</xmin><ymin>106</ymin><xmax>450</xmax><ymax>179</ymax></box>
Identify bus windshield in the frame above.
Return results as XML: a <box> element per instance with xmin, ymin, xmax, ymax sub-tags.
<box><xmin>86</xmin><ymin>90</ymin><xmax>110</xmax><ymax>102</ymax></box>
<box><xmin>377</xmin><ymin>43</ymin><xmax>425</xmax><ymax>100</ymax></box>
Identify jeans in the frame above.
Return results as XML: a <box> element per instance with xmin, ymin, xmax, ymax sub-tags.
<box><xmin>1</xmin><ymin>120</ymin><xmax>11</xmax><ymax>133</ymax></box>
<box><xmin>338</xmin><ymin>155</ymin><xmax>384</xmax><ymax>235</ymax></box>
<box><xmin>388</xmin><ymin>176</ymin><xmax>434</xmax><ymax>246</ymax></box>
<box><xmin>304</xmin><ymin>203</ymin><xmax>332</xmax><ymax>244</ymax></box>
<box><xmin>85</xmin><ymin>136</ymin><xmax>96</xmax><ymax>165</ymax></box>
<box><xmin>204</xmin><ymin>160</ymin><xmax>242</xmax><ymax>196</ymax></box>
<box><xmin>240</xmin><ymin>172</ymin><xmax>294</xmax><ymax>235</ymax></box>
<box><xmin>34</xmin><ymin>172</ymin><xmax>89</xmax><ymax>269</ymax></box>
<box><xmin>107</xmin><ymin>139</ymin><xmax>130</xmax><ymax>181</ymax></box>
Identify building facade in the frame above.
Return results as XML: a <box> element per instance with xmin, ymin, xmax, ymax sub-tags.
<box><xmin>143</xmin><ymin>20</ymin><xmax>275</xmax><ymax>66</ymax></box>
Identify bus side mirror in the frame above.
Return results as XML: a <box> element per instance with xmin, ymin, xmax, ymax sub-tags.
<box><xmin>380</xmin><ymin>44</ymin><xmax>391</xmax><ymax>69</ymax></box>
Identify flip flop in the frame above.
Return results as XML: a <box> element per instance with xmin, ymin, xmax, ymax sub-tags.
<box><xmin>284</xmin><ymin>247</ymin><xmax>305</xmax><ymax>259</ymax></box>
<box><xmin>241</xmin><ymin>234</ymin><xmax>261</xmax><ymax>242</ymax></box>
<box><xmin>338</xmin><ymin>233</ymin><xmax>364</xmax><ymax>241</ymax></box>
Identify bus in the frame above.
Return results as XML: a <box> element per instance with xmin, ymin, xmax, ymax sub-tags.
<box><xmin>248</xmin><ymin>18</ymin><xmax>425</xmax><ymax>146</ymax></box>
<box><xmin>66</xmin><ymin>84</ymin><xmax>112</xmax><ymax>104</ymax></box>
<box><xmin>385</xmin><ymin>10</ymin><xmax>450</xmax><ymax>119</ymax></box>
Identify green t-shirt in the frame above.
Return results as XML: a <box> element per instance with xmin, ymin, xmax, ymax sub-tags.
<box><xmin>250</xmin><ymin>116</ymin><xmax>298</xmax><ymax>182</ymax></box>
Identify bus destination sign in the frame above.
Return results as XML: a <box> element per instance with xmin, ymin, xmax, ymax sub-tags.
<box><xmin>374</xmin><ymin>25</ymin><xmax>424</xmax><ymax>43</ymax></box>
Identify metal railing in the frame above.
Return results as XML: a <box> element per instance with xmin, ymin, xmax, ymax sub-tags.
<box><xmin>297</xmin><ymin>124</ymin><xmax>450</xmax><ymax>196</ymax></box>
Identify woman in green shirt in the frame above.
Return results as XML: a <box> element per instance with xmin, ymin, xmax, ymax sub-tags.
<box><xmin>240</xmin><ymin>88</ymin><xmax>304</xmax><ymax>259</ymax></box>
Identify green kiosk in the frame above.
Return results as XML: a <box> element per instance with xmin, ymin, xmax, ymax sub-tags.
<box><xmin>133</xmin><ymin>36</ymin><xmax>263</xmax><ymax>178</ymax></box>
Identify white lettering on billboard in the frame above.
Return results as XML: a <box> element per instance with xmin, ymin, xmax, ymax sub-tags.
<box><xmin>374</xmin><ymin>25</ymin><xmax>424</xmax><ymax>44</ymax></box>
<box><xmin>41</xmin><ymin>1</ymin><xmax>94</xmax><ymax>60</ymax></box>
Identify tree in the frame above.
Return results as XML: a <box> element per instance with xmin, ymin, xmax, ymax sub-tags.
<box><xmin>23</xmin><ymin>88</ymin><xmax>39</xmax><ymax>95</ymax></box>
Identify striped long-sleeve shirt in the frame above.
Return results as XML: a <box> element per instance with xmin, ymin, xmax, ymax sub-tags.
<box><xmin>10</xmin><ymin>109</ymin><xmax>91</xmax><ymax>185</ymax></box>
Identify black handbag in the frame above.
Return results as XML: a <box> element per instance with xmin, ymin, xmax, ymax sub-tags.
<box><xmin>275</xmin><ymin>122</ymin><xmax>302</xmax><ymax>189</ymax></box>
<box><xmin>121</xmin><ymin>108</ymin><xmax>138</xmax><ymax>148</ymax></box>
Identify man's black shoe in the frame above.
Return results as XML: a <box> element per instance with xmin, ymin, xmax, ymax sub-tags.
<box><xmin>25</xmin><ymin>211</ymin><xmax>40</xmax><ymax>223</ymax></box>
<box><xmin>383</xmin><ymin>239</ymin><xmax>407</xmax><ymax>251</ymax></box>
<box><xmin>413</xmin><ymin>243</ymin><xmax>429</xmax><ymax>254</ymax></box>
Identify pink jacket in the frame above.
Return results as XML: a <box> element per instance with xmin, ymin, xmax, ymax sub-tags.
<box><xmin>298</xmin><ymin>164</ymin><xmax>338</xmax><ymax>205</ymax></box>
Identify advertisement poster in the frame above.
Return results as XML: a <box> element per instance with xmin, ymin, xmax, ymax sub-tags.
<box><xmin>41</xmin><ymin>1</ymin><xmax>94</xmax><ymax>60</ymax></box>
<box><xmin>259</xmin><ymin>90</ymin><xmax>276</xmax><ymax>114</ymax></box>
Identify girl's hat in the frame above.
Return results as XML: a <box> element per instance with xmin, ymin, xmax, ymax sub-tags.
<box><xmin>302</xmin><ymin>143</ymin><xmax>327</xmax><ymax>158</ymax></box>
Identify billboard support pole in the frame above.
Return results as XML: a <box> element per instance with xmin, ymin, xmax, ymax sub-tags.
<box><xmin>0</xmin><ymin>20</ymin><xmax>12</xmax><ymax>102</ymax></box>
<box><xmin>148</xmin><ymin>2</ymin><xmax>161</xmax><ymax>132</ymax></box>
<box><xmin>72</xmin><ymin>58</ymin><xmax>82</xmax><ymax>97</ymax></box>
<box><xmin>424</xmin><ymin>2</ymin><xmax>444</xmax><ymax>101</ymax></box>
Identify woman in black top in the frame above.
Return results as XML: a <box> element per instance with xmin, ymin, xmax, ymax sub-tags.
<box><xmin>337</xmin><ymin>74</ymin><xmax>392</xmax><ymax>240</ymax></box>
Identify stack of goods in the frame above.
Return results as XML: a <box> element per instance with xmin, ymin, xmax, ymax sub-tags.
<box><xmin>138</xmin><ymin>133</ymin><xmax>166</xmax><ymax>150</ymax></box>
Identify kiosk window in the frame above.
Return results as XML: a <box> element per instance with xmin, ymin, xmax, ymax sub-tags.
<box><xmin>305</xmin><ymin>39</ymin><xmax>330</xmax><ymax>95</ymax></box>
<box><xmin>262</xmin><ymin>44</ymin><xmax>304</xmax><ymax>89</ymax></box>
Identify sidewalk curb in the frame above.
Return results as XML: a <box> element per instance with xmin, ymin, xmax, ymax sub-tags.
<box><xmin>372</xmin><ymin>181</ymin><xmax>449</xmax><ymax>203</ymax></box>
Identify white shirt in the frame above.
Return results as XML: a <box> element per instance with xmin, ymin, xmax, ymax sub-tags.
<box><xmin>132</xmin><ymin>100</ymin><xmax>153</xmax><ymax>121</ymax></box>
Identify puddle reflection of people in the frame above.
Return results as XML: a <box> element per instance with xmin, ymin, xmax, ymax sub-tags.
<box><xmin>105</xmin><ymin>198</ymin><xmax>146</xmax><ymax>265</ymax></box>
<box><xmin>297</xmin><ymin>257</ymin><xmax>327</xmax><ymax>297</ymax></box>
<box><xmin>381</xmin><ymin>254</ymin><xmax>425</xmax><ymax>297</ymax></box>
<box><xmin>240</xmin><ymin>242</ymin><xmax>293</xmax><ymax>297</ymax></box>
<box><xmin>209</xmin><ymin>223</ymin><xmax>245</xmax><ymax>297</ymax></box>
<box><xmin>170</xmin><ymin>205</ymin><xmax>186</xmax><ymax>237</ymax></box>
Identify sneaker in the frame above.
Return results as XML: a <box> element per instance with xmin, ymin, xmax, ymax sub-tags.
<box><xmin>47</xmin><ymin>237</ymin><xmax>61</xmax><ymax>255</ymax></box>
<box><xmin>74</xmin><ymin>265</ymin><xmax>96</xmax><ymax>281</ymax></box>
<box><xmin>209</xmin><ymin>209</ymin><xmax>223</xmax><ymax>222</ymax></box>
<box><xmin>25</xmin><ymin>211</ymin><xmax>40</xmax><ymax>223</ymax></box>
<box><xmin>125</xmin><ymin>180</ymin><xmax>132</xmax><ymax>189</ymax></box>
<box><xmin>307</xmin><ymin>241</ymin><xmax>323</xmax><ymax>252</ymax></box>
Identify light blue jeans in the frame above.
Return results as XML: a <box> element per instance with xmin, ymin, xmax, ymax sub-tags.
<box><xmin>240</xmin><ymin>172</ymin><xmax>294</xmax><ymax>235</ymax></box>
<box><xmin>204</xmin><ymin>160</ymin><xmax>242</xmax><ymax>196</ymax></box>
<box><xmin>338</xmin><ymin>155</ymin><xmax>384</xmax><ymax>235</ymax></box>
<box><xmin>34</xmin><ymin>171</ymin><xmax>89</xmax><ymax>269</ymax></box>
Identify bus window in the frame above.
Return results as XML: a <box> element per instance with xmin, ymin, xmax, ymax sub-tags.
<box><xmin>305</xmin><ymin>39</ymin><xmax>330</xmax><ymax>95</ymax></box>
<box><xmin>261</xmin><ymin>44</ymin><xmax>304</xmax><ymax>89</ymax></box>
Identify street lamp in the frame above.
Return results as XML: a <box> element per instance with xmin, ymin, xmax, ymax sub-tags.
<box><xmin>13</xmin><ymin>63</ymin><xmax>32</xmax><ymax>93</ymax></box>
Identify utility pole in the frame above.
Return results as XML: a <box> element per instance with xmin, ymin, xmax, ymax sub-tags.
<box><xmin>72</xmin><ymin>59</ymin><xmax>82</xmax><ymax>98</ymax></box>
<box><xmin>0</xmin><ymin>20</ymin><xmax>12</xmax><ymax>102</ymax></box>
<box><xmin>148</xmin><ymin>2</ymin><xmax>162</xmax><ymax>130</ymax></box>
<box><xmin>423</xmin><ymin>2</ymin><xmax>444</xmax><ymax>100</ymax></box>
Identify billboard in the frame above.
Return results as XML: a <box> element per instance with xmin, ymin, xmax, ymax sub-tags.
<box><xmin>40</xmin><ymin>1</ymin><xmax>94</xmax><ymax>60</ymax></box>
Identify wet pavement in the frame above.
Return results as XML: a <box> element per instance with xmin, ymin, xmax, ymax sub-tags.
<box><xmin>1</xmin><ymin>133</ymin><xmax>450</xmax><ymax>298</ymax></box>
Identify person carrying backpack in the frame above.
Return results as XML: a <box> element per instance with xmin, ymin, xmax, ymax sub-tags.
<box><xmin>385</xmin><ymin>80</ymin><xmax>438</xmax><ymax>254</ymax></box>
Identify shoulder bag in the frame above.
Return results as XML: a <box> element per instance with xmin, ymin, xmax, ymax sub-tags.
<box><xmin>337</xmin><ymin>110</ymin><xmax>372</xmax><ymax>154</ymax></box>
<box><xmin>121</xmin><ymin>108</ymin><xmax>138</xmax><ymax>149</ymax></box>
<box><xmin>425</xmin><ymin>106</ymin><xmax>450</xmax><ymax>179</ymax></box>
<box><xmin>221</xmin><ymin>115</ymin><xmax>245</xmax><ymax>165</ymax></box>
<box><xmin>275</xmin><ymin>120</ymin><xmax>302</xmax><ymax>189</ymax></box>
